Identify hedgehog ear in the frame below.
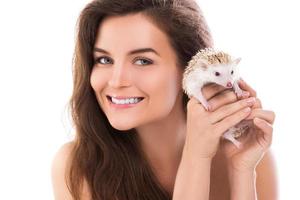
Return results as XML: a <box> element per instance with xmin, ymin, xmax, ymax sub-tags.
<box><xmin>233</xmin><ymin>57</ymin><xmax>241</xmax><ymax>66</ymax></box>
<box><xmin>201</xmin><ymin>60</ymin><xmax>210</xmax><ymax>67</ymax></box>
<box><xmin>197</xmin><ymin>59</ymin><xmax>210</xmax><ymax>69</ymax></box>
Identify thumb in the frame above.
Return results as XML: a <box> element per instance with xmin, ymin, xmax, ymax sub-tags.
<box><xmin>253</xmin><ymin>117</ymin><xmax>273</xmax><ymax>149</ymax></box>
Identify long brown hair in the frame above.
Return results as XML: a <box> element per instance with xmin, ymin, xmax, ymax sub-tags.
<box><xmin>67</xmin><ymin>0</ymin><xmax>213</xmax><ymax>199</ymax></box>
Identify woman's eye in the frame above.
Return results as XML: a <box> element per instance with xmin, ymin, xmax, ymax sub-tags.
<box><xmin>95</xmin><ymin>57</ymin><xmax>113</xmax><ymax>64</ymax></box>
<box><xmin>134</xmin><ymin>58</ymin><xmax>153</xmax><ymax>66</ymax></box>
<box><xmin>94</xmin><ymin>57</ymin><xmax>152</xmax><ymax>66</ymax></box>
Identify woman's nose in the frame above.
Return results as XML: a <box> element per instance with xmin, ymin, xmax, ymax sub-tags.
<box><xmin>108</xmin><ymin>65</ymin><xmax>131</xmax><ymax>88</ymax></box>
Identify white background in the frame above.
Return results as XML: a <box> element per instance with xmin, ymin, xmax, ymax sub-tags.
<box><xmin>0</xmin><ymin>0</ymin><xmax>299</xmax><ymax>199</ymax></box>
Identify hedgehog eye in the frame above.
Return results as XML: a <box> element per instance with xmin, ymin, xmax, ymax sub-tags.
<box><xmin>215</xmin><ymin>72</ymin><xmax>220</xmax><ymax>76</ymax></box>
<box><xmin>231</xmin><ymin>70</ymin><xmax>234</xmax><ymax>75</ymax></box>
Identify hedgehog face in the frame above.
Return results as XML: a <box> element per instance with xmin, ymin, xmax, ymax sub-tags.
<box><xmin>207</xmin><ymin>63</ymin><xmax>238</xmax><ymax>88</ymax></box>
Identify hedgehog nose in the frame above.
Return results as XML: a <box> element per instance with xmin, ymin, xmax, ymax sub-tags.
<box><xmin>226</xmin><ymin>82</ymin><xmax>233</xmax><ymax>88</ymax></box>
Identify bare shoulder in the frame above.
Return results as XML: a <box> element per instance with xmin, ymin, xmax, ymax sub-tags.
<box><xmin>51</xmin><ymin>141</ymin><xmax>92</xmax><ymax>200</ymax></box>
<box><xmin>51</xmin><ymin>141</ymin><xmax>75</xmax><ymax>200</ymax></box>
<box><xmin>256</xmin><ymin>149</ymin><xmax>279</xmax><ymax>200</ymax></box>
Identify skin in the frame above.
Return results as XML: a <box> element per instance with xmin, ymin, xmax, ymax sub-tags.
<box><xmin>52</xmin><ymin>12</ymin><xmax>278</xmax><ymax>200</ymax></box>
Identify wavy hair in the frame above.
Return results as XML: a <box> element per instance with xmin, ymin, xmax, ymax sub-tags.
<box><xmin>67</xmin><ymin>0</ymin><xmax>213</xmax><ymax>199</ymax></box>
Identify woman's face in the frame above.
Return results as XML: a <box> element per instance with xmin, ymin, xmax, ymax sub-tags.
<box><xmin>91</xmin><ymin>13</ymin><xmax>183</xmax><ymax>130</ymax></box>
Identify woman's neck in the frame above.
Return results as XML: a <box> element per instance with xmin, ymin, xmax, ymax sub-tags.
<box><xmin>135</xmin><ymin>102</ymin><xmax>187</xmax><ymax>184</ymax></box>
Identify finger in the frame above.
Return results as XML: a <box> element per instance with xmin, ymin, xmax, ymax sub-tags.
<box><xmin>239</xmin><ymin>79</ymin><xmax>257</xmax><ymax>97</ymax></box>
<box><xmin>202</xmin><ymin>83</ymin><xmax>228</xmax><ymax>100</ymax></box>
<box><xmin>208</xmin><ymin>90</ymin><xmax>238</xmax><ymax>111</ymax></box>
<box><xmin>214</xmin><ymin>106</ymin><xmax>252</xmax><ymax>135</ymax></box>
<box><xmin>187</xmin><ymin>96</ymin><xmax>206</xmax><ymax>112</ymax></box>
<box><xmin>253</xmin><ymin>118</ymin><xmax>273</xmax><ymax>147</ymax></box>
<box><xmin>188</xmin><ymin>96</ymin><xmax>199</xmax><ymax>105</ymax></box>
<box><xmin>251</xmin><ymin>97</ymin><xmax>262</xmax><ymax>109</ymax></box>
<box><xmin>245</xmin><ymin>109</ymin><xmax>275</xmax><ymax>124</ymax></box>
<box><xmin>210</xmin><ymin>97</ymin><xmax>256</xmax><ymax>124</ymax></box>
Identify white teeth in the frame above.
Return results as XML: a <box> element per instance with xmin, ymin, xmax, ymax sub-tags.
<box><xmin>111</xmin><ymin>97</ymin><xmax>142</xmax><ymax>105</ymax></box>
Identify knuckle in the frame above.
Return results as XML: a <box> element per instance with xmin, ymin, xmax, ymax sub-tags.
<box><xmin>270</xmin><ymin>111</ymin><xmax>276</xmax><ymax>122</ymax></box>
<box><xmin>208</xmin><ymin>101</ymin><xmax>216</xmax><ymax>111</ymax></box>
<box><xmin>239</xmin><ymin>108</ymin><xmax>250</xmax><ymax>118</ymax></box>
<box><xmin>239</xmin><ymin>99</ymin><xmax>247</xmax><ymax>106</ymax></box>
<box><xmin>222</xmin><ymin>104</ymin><xmax>232</xmax><ymax>114</ymax></box>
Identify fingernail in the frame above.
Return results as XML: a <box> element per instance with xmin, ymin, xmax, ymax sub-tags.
<box><xmin>242</xmin><ymin>91</ymin><xmax>250</xmax><ymax>98</ymax></box>
<box><xmin>243</xmin><ymin>107</ymin><xmax>251</xmax><ymax>113</ymax></box>
<box><xmin>246</xmin><ymin>97</ymin><xmax>256</xmax><ymax>105</ymax></box>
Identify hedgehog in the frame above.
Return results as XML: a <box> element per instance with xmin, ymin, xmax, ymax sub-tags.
<box><xmin>182</xmin><ymin>48</ymin><xmax>252</xmax><ymax>148</ymax></box>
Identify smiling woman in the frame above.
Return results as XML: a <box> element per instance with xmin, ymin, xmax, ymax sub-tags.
<box><xmin>51</xmin><ymin>0</ymin><xmax>277</xmax><ymax>200</ymax></box>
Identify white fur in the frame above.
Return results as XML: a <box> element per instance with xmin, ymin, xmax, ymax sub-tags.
<box><xmin>183</xmin><ymin>57</ymin><xmax>252</xmax><ymax>148</ymax></box>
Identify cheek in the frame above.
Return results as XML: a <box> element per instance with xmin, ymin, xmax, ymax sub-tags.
<box><xmin>90</xmin><ymin>68</ymin><xmax>107</xmax><ymax>92</ymax></box>
<box><xmin>139</xmin><ymin>68</ymin><xmax>181</xmax><ymax>105</ymax></box>
<box><xmin>90</xmin><ymin>68</ymin><xmax>110</xmax><ymax>109</ymax></box>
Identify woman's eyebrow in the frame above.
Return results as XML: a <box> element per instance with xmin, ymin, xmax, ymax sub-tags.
<box><xmin>93</xmin><ymin>47</ymin><xmax>160</xmax><ymax>57</ymax></box>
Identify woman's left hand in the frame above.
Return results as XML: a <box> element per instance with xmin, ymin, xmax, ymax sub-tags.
<box><xmin>220</xmin><ymin>79</ymin><xmax>276</xmax><ymax>172</ymax></box>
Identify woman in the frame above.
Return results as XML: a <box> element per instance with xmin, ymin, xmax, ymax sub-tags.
<box><xmin>51</xmin><ymin>0</ymin><xmax>278</xmax><ymax>199</ymax></box>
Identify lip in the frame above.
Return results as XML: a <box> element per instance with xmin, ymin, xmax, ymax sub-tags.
<box><xmin>106</xmin><ymin>95</ymin><xmax>144</xmax><ymax>109</ymax></box>
<box><xmin>108</xmin><ymin>95</ymin><xmax>144</xmax><ymax>100</ymax></box>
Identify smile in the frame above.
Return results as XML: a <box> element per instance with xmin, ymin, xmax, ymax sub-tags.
<box><xmin>106</xmin><ymin>96</ymin><xmax>144</xmax><ymax>107</ymax></box>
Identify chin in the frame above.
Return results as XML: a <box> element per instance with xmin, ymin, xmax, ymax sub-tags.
<box><xmin>108</xmin><ymin>120</ymin><xmax>136</xmax><ymax>131</ymax></box>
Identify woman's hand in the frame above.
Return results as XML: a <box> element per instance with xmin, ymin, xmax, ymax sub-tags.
<box><xmin>220</xmin><ymin>79</ymin><xmax>276</xmax><ymax>172</ymax></box>
<box><xmin>183</xmin><ymin>83</ymin><xmax>256</xmax><ymax>160</ymax></box>
<box><xmin>177</xmin><ymin>82</ymin><xmax>259</xmax><ymax>200</ymax></box>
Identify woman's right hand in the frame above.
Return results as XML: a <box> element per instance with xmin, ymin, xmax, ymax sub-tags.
<box><xmin>183</xmin><ymin>83</ymin><xmax>256</xmax><ymax>159</ymax></box>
